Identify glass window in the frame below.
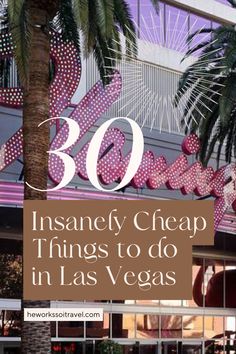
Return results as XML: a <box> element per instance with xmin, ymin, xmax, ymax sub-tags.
<box><xmin>3</xmin><ymin>347</ymin><xmax>21</xmax><ymax>354</ymax></box>
<box><xmin>225</xmin><ymin>316</ymin><xmax>236</xmax><ymax>353</ymax></box>
<box><xmin>0</xmin><ymin>310</ymin><xmax>21</xmax><ymax>337</ymax></box>
<box><xmin>58</xmin><ymin>321</ymin><xmax>84</xmax><ymax>338</ymax></box>
<box><xmin>160</xmin><ymin>300</ymin><xmax>182</xmax><ymax>307</ymax></box>
<box><xmin>184</xmin><ymin>258</ymin><xmax>203</xmax><ymax>308</ymax></box>
<box><xmin>140</xmin><ymin>345</ymin><xmax>157</xmax><ymax>354</ymax></box>
<box><xmin>136</xmin><ymin>314</ymin><xmax>159</xmax><ymax>338</ymax></box>
<box><xmin>162</xmin><ymin>342</ymin><xmax>178</xmax><ymax>353</ymax></box>
<box><xmin>136</xmin><ymin>300</ymin><xmax>160</xmax><ymax>306</ymax></box>
<box><xmin>86</xmin><ymin>313</ymin><xmax>110</xmax><ymax>338</ymax></box>
<box><xmin>204</xmin><ymin>261</ymin><xmax>224</xmax><ymax>308</ymax></box>
<box><xmin>189</xmin><ymin>15</ymin><xmax>211</xmax><ymax>56</ymax></box>
<box><xmin>161</xmin><ymin>315</ymin><xmax>182</xmax><ymax>338</ymax></box>
<box><xmin>52</xmin><ymin>342</ymin><xmax>83</xmax><ymax>354</ymax></box>
<box><xmin>225</xmin><ymin>260</ymin><xmax>236</xmax><ymax>309</ymax></box>
<box><xmin>204</xmin><ymin>316</ymin><xmax>224</xmax><ymax>339</ymax></box>
<box><xmin>128</xmin><ymin>0</ymin><xmax>138</xmax><ymax>25</ymax></box>
<box><xmin>85</xmin><ymin>340</ymin><xmax>93</xmax><ymax>354</ymax></box>
<box><xmin>112</xmin><ymin>313</ymin><xmax>135</xmax><ymax>338</ymax></box>
<box><xmin>139</xmin><ymin>2</ymin><xmax>164</xmax><ymax>46</ymax></box>
<box><xmin>183</xmin><ymin>316</ymin><xmax>203</xmax><ymax>338</ymax></box>
<box><xmin>204</xmin><ymin>316</ymin><xmax>224</xmax><ymax>353</ymax></box>
<box><xmin>165</xmin><ymin>5</ymin><xmax>189</xmax><ymax>53</ymax></box>
<box><xmin>212</xmin><ymin>21</ymin><xmax>221</xmax><ymax>30</ymax></box>
<box><xmin>121</xmin><ymin>344</ymin><xmax>137</xmax><ymax>353</ymax></box>
<box><xmin>111</xmin><ymin>300</ymin><xmax>135</xmax><ymax>304</ymax></box>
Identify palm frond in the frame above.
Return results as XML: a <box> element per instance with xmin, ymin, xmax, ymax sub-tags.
<box><xmin>113</xmin><ymin>0</ymin><xmax>137</xmax><ymax>57</ymax></box>
<box><xmin>176</xmin><ymin>18</ymin><xmax>236</xmax><ymax>165</ymax></box>
<box><xmin>183</xmin><ymin>39</ymin><xmax>213</xmax><ymax>59</ymax></box>
<box><xmin>72</xmin><ymin>0</ymin><xmax>88</xmax><ymax>53</ymax></box>
<box><xmin>54</xmin><ymin>0</ymin><xmax>80</xmax><ymax>51</ymax></box>
<box><xmin>201</xmin><ymin>112</ymin><xmax>219</xmax><ymax>165</ymax></box>
<box><xmin>96</xmin><ymin>0</ymin><xmax>114</xmax><ymax>37</ymax></box>
<box><xmin>225</xmin><ymin>110</ymin><xmax>236</xmax><ymax>162</ymax></box>
<box><xmin>72</xmin><ymin>0</ymin><xmax>137</xmax><ymax>83</ymax></box>
<box><xmin>0</xmin><ymin>57</ymin><xmax>12</xmax><ymax>87</ymax></box>
<box><xmin>2</xmin><ymin>0</ymin><xmax>138</xmax><ymax>86</ymax></box>
<box><xmin>188</xmin><ymin>28</ymin><xmax>213</xmax><ymax>42</ymax></box>
<box><xmin>219</xmin><ymin>74</ymin><xmax>236</xmax><ymax>128</ymax></box>
<box><xmin>72</xmin><ymin>0</ymin><xmax>88</xmax><ymax>31</ymax></box>
<box><xmin>7</xmin><ymin>0</ymin><xmax>31</xmax><ymax>87</ymax></box>
<box><xmin>93</xmin><ymin>29</ymin><xmax>114</xmax><ymax>84</ymax></box>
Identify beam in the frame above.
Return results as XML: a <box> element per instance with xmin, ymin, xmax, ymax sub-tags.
<box><xmin>164</xmin><ymin>0</ymin><xmax>236</xmax><ymax>25</ymax></box>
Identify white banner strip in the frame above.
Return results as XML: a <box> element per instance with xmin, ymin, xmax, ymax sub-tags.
<box><xmin>24</xmin><ymin>308</ymin><xmax>103</xmax><ymax>322</ymax></box>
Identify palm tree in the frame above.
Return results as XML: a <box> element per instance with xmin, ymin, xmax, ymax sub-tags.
<box><xmin>0</xmin><ymin>0</ymin><xmax>157</xmax><ymax>352</ymax></box>
<box><xmin>175</xmin><ymin>0</ymin><xmax>236</xmax><ymax>167</ymax></box>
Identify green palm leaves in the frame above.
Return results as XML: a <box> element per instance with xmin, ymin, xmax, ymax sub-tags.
<box><xmin>176</xmin><ymin>0</ymin><xmax>236</xmax><ymax>166</ymax></box>
<box><xmin>1</xmin><ymin>0</ymin><xmax>160</xmax><ymax>85</ymax></box>
<box><xmin>0</xmin><ymin>0</ymin><xmax>142</xmax><ymax>85</ymax></box>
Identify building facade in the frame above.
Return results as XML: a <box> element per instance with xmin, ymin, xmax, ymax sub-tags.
<box><xmin>0</xmin><ymin>0</ymin><xmax>236</xmax><ymax>353</ymax></box>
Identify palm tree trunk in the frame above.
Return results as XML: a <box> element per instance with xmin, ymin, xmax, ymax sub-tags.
<box><xmin>23</xmin><ymin>6</ymin><xmax>50</xmax><ymax>201</ymax></box>
<box><xmin>22</xmin><ymin>1</ymin><xmax>59</xmax><ymax>352</ymax></box>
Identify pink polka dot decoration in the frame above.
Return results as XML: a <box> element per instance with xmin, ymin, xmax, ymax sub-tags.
<box><xmin>181</xmin><ymin>133</ymin><xmax>200</xmax><ymax>155</ymax></box>
<box><xmin>0</xmin><ymin>31</ymin><xmax>81</xmax><ymax>170</ymax></box>
<box><xmin>49</xmin><ymin>114</ymin><xmax>236</xmax><ymax>232</ymax></box>
<box><xmin>0</xmin><ymin>32</ymin><xmax>22</xmax><ymax>108</ymax></box>
<box><xmin>0</xmin><ymin>29</ymin><xmax>236</xmax><ymax>233</ymax></box>
<box><xmin>49</xmin><ymin>33</ymin><xmax>81</xmax><ymax>117</ymax></box>
<box><xmin>48</xmin><ymin>70</ymin><xmax>122</xmax><ymax>183</ymax></box>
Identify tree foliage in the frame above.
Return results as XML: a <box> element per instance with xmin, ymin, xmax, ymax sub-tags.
<box><xmin>0</xmin><ymin>254</ymin><xmax>22</xmax><ymax>337</ymax></box>
<box><xmin>0</xmin><ymin>254</ymin><xmax>22</xmax><ymax>298</ymax></box>
<box><xmin>175</xmin><ymin>0</ymin><xmax>236</xmax><ymax>166</ymax></box>
<box><xmin>99</xmin><ymin>340</ymin><xmax>122</xmax><ymax>354</ymax></box>
<box><xmin>0</xmin><ymin>0</ymin><xmax>159</xmax><ymax>85</ymax></box>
